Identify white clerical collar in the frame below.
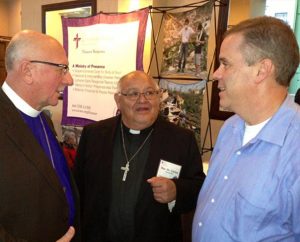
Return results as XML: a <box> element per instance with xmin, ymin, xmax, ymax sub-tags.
<box><xmin>129</xmin><ymin>129</ymin><xmax>140</xmax><ymax>134</ymax></box>
<box><xmin>2</xmin><ymin>81</ymin><xmax>41</xmax><ymax>117</ymax></box>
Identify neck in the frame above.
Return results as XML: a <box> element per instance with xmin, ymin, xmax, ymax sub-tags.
<box><xmin>241</xmin><ymin>87</ymin><xmax>287</xmax><ymax>125</ymax></box>
<box><xmin>6</xmin><ymin>79</ymin><xmax>42</xmax><ymax>111</ymax></box>
<box><xmin>121</xmin><ymin>119</ymin><xmax>156</xmax><ymax>131</ymax></box>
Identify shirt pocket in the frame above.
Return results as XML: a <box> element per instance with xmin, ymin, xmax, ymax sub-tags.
<box><xmin>221</xmin><ymin>191</ymin><xmax>267</xmax><ymax>242</ymax></box>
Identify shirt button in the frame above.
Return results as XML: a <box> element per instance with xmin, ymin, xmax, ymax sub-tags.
<box><xmin>198</xmin><ymin>222</ymin><xmax>203</xmax><ymax>227</ymax></box>
<box><xmin>211</xmin><ymin>198</ymin><xmax>215</xmax><ymax>203</ymax></box>
<box><xmin>224</xmin><ymin>175</ymin><xmax>228</xmax><ymax>180</ymax></box>
<box><xmin>236</xmin><ymin>151</ymin><xmax>241</xmax><ymax>155</ymax></box>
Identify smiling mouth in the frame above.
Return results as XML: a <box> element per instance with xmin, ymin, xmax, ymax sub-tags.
<box><xmin>219</xmin><ymin>87</ymin><xmax>226</xmax><ymax>91</ymax></box>
<box><xmin>136</xmin><ymin>107</ymin><xmax>150</xmax><ymax>112</ymax></box>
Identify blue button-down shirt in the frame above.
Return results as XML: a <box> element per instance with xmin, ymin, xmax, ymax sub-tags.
<box><xmin>193</xmin><ymin>96</ymin><xmax>300</xmax><ymax>242</ymax></box>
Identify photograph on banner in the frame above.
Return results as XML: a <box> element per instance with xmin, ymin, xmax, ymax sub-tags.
<box><xmin>159</xmin><ymin>79</ymin><xmax>206</xmax><ymax>150</ymax></box>
<box><xmin>61</xmin><ymin>8</ymin><xmax>149</xmax><ymax>126</ymax></box>
<box><xmin>160</xmin><ymin>0</ymin><xmax>213</xmax><ymax>79</ymax></box>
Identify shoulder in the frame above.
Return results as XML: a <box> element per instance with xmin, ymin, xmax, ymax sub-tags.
<box><xmin>78</xmin><ymin>116</ymin><xmax>119</xmax><ymax>147</ymax></box>
<box><xmin>155</xmin><ymin>117</ymin><xmax>195</xmax><ymax>138</ymax></box>
<box><xmin>216</xmin><ymin>114</ymin><xmax>242</xmax><ymax>141</ymax></box>
<box><xmin>220</xmin><ymin>114</ymin><xmax>240</xmax><ymax>130</ymax></box>
<box><xmin>82</xmin><ymin>116</ymin><xmax>118</xmax><ymax>135</ymax></box>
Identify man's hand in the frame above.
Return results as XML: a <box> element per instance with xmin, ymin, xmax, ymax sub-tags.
<box><xmin>56</xmin><ymin>226</ymin><xmax>75</xmax><ymax>242</ymax></box>
<box><xmin>147</xmin><ymin>177</ymin><xmax>176</xmax><ymax>203</ymax></box>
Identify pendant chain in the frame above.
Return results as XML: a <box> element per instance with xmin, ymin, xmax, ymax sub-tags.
<box><xmin>40</xmin><ymin>115</ymin><xmax>55</xmax><ymax>169</ymax></box>
<box><xmin>120</xmin><ymin>122</ymin><xmax>153</xmax><ymax>181</ymax></box>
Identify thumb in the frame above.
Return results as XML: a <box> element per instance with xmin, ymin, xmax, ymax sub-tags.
<box><xmin>57</xmin><ymin>226</ymin><xmax>75</xmax><ymax>242</ymax></box>
<box><xmin>65</xmin><ymin>226</ymin><xmax>75</xmax><ymax>239</ymax></box>
<box><xmin>147</xmin><ymin>177</ymin><xmax>156</xmax><ymax>184</ymax></box>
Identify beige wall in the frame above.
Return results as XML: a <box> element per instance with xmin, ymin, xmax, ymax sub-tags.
<box><xmin>0</xmin><ymin>1</ymin><xmax>9</xmax><ymax>36</ymax></box>
<box><xmin>228</xmin><ymin>0</ymin><xmax>266</xmax><ymax>26</ymax></box>
<box><xmin>21</xmin><ymin>0</ymin><xmax>119</xmax><ymax>32</ymax></box>
<box><xmin>7</xmin><ymin>0</ymin><xmax>21</xmax><ymax>36</ymax></box>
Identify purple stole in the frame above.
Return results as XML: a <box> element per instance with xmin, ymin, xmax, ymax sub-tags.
<box><xmin>20</xmin><ymin>112</ymin><xmax>75</xmax><ymax>225</ymax></box>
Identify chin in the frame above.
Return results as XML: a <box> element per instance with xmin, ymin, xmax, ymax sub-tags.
<box><xmin>219</xmin><ymin>103</ymin><xmax>232</xmax><ymax>112</ymax></box>
<box><xmin>135</xmin><ymin>118</ymin><xmax>155</xmax><ymax>129</ymax></box>
<box><xmin>49</xmin><ymin>99</ymin><xmax>59</xmax><ymax>107</ymax></box>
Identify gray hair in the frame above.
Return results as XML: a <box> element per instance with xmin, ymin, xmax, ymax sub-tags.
<box><xmin>224</xmin><ymin>16</ymin><xmax>299</xmax><ymax>86</ymax></box>
<box><xmin>116</xmin><ymin>70</ymin><xmax>159</xmax><ymax>92</ymax></box>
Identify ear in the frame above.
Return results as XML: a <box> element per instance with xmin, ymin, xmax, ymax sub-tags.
<box><xmin>19</xmin><ymin>60</ymin><xmax>34</xmax><ymax>84</ymax></box>
<box><xmin>255</xmin><ymin>58</ymin><xmax>274</xmax><ymax>84</ymax></box>
<box><xmin>114</xmin><ymin>93</ymin><xmax>121</xmax><ymax>109</ymax></box>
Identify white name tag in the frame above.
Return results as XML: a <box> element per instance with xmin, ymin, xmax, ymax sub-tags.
<box><xmin>157</xmin><ymin>159</ymin><xmax>181</xmax><ymax>179</ymax></box>
<box><xmin>157</xmin><ymin>159</ymin><xmax>182</xmax><ymax>212</ymax></box>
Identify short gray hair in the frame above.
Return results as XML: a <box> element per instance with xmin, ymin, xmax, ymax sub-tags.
<box><xmin>224</xmin><ymin>16</ymin><xmax>299</xmax><ymax>86</ymax></box>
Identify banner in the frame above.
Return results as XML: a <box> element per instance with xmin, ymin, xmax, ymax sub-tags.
<box><xmin>61</xmin><ymin>8</ymin><xmax>149</xmax><ymax>126</ymax></box>
<box><xmin>159</xmin><ymin>79</ymin><xmax>206</xmax><ymax>150</ymax></box>
<box><xmin>160</xmin><ymin>1</ymin><xmax>213</xmax><ymax>79</ymax></box>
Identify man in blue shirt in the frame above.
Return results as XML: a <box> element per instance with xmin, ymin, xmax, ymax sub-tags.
<box><xmin>192</xmin><ymin>16</ymin><xmax>300</xmax><ymax>241</ymax></box>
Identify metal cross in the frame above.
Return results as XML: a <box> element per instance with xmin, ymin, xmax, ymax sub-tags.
<box><xmin>121</xmin><ymin>162</ymin><xmax>130</xmax><ymax>181</ymax></box>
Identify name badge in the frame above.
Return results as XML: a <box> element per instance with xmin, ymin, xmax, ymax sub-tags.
<box><xmin>157</xmin><ymin>159</ymin><xmax>181</xmax><ymax>179</ymax></box>
<box><xmin>157</xmin><ymin>159</ymin><xmax>182</xmax><ymax>212</ymax></box>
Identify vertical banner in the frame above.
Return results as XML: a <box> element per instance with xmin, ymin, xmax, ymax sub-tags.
<box><xmin>61</xmin><ymin>8</ymin><xmax>149</xmax><ymax>126</ymax></box>
<box><xmin>160</xmin><ymin>1</ymin><xmax>213</xmax><ymax>79</ymax></box>
<box><xmin>159</xmin><ymin>79</ymin><xmax>206</xmax><ymax>151</ymax></box>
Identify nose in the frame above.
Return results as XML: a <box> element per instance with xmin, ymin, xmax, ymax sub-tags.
<box><xmin>136</xmin><ymin>92</ymin><xmax>148</xmax><ymax>102</ymax></box>
<box><xmin>62</xmin><ymin>72</ymin><xmax>73</xmax><ymax>86</ymax></box>
<box><xmin>212</xmin><ymin>66</ymin><xmax>222</xmax><ymax>81</ymax></box>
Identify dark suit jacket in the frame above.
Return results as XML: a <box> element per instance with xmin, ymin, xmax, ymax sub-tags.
<box><xmin>75</xmin><ymin>115</ymin><xmax>205</xmax><ymax>242</ymax></box>
<box><xmin>0</xmin><ymin>89</ymin><xmax>80</xmax><ymax>242</ymax></box>
<box><xmin>295</xmin><ymin>88</ymin><xmax>300</xmax><ymax>105</ymax></box>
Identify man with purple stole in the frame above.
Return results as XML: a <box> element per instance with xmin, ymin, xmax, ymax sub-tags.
<box><xmin>0</xmin><ymin>30</ymin><xmax>79</xmax><ymax>242</ymax></box>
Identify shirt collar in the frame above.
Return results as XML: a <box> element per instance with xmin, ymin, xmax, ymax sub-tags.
<box><xmin>234</xmin><ymin>95</ymin><xmax>298</xmax><ymax>147</ymax></box>
<box><xmin>259</xmin><ymin>95</ymin><xmax>298</xmax><ymax>146</ymax></box>
<box><xmin>2</xmin><ymin>81</ymin><xmax>41</xmax><ymax>117</ymax></box>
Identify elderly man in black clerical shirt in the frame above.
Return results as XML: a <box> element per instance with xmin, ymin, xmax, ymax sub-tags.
<box><xmin>75</xmin><ymin>70</ymin><xmax>205</xmax><ymax>242</ymax></box>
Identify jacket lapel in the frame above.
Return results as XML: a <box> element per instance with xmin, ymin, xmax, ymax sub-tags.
<box><xmin>0</xmin><ymin>90</ymin><xmax>67</xmax><ymax>203</ymax></box>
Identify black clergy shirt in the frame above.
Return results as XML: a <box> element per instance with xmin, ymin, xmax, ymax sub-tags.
<box><xmin>108</xmin><ymin>122</ymin><xmax>153</xmax><ymax>242</ymax></box>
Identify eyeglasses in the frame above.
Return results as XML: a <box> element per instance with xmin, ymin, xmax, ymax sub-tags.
<box><xmin>119</xmin><ymin>89</ymin><xmax>161</xmax><ymax>101</ymax></box>
<box><xmin>30</xmin><ymin>60</ymin><xmax>69</xmax><ymax>75</ymax></box>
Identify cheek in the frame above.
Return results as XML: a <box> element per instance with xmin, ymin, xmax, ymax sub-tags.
<box><xmin>227</xmin><ymin>75</ymin><xmax>249</xmax><ymax>100</ymax></box>
<box><xmin>119</xmin><ymin>101</ymin><xmax>134</xmax><ymax>113</ymax></box>
<box><xmin>223</xmin><ymin>68</ymin><xmax>241</xmax><ymax>88</ymax></box>
<box><xmin>153</xmin><ymin>102</ymin><xmax>161</xmax><ymax>113</ymax></box>
<box><xmin>45</xmin><ymin>77</ymin><xmax>61</xmax><ymax>93</ymax></box>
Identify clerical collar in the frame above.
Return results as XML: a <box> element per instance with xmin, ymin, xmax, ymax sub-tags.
<box><xmin>2</xmin><ymin>81</ymin><xmax>40</xmax><ymax>117</ymax></box>
<box><xmin>129</xmin><ymin>129</ymin><xmax>140</xmax><ymax>134</ymax></box>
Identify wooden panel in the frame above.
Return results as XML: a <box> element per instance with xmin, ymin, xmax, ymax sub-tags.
<box><xmin>0</xmin><ymin>38</ymin><xmax>10</xmax><ymax>85</ymax></box>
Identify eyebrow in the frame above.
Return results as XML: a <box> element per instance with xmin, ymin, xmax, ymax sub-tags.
<box><xmin>219</xmin><ymin>56</ymin><xmax>230</xmax><ymax>64</ymax></box>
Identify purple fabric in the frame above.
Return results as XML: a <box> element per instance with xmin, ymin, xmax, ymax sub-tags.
<box><xmin>20</xmin><ymin>112</ymin><xmax>75</xmax><ymax>225</ymax></box>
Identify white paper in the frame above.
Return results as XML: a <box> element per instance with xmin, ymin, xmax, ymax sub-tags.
<box><xmin>67</xmin><ymin>22</ymin><xmax>139</xmax><ymax>121</ymax></box>
<box><xmin>157</xmin><ymin>159</ymin><xmax>181</xmax><ymax>179</ymax></box>
<box><xmin>157</xmin><ymin>159</ymin><xmax>182</xmax><ymax>212</ymax></box>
